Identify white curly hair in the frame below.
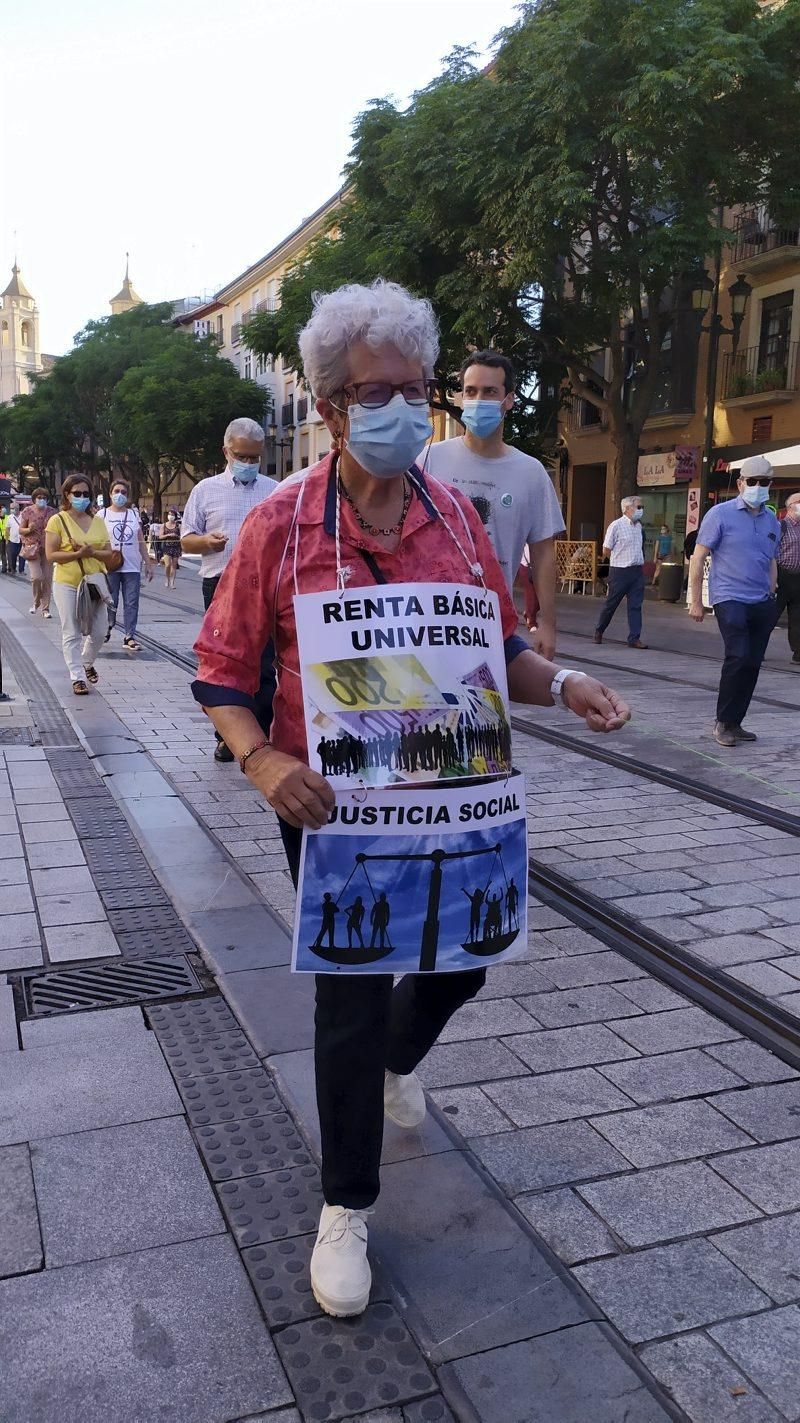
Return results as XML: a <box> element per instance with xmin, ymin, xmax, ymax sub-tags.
<box><xmin>298</xmin><ymin>278</ymin><xmax>439</xmax><ymax>399</ymax></box>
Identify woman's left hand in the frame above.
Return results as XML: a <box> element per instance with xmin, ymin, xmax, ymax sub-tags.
<box><xmin>562</xmin><ymin>674</ymin><xmax>631</xmax><ymax>733</ymax></box>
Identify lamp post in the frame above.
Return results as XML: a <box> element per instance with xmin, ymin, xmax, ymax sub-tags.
<box><xmin>267</xmin><ymin>418</ymin><xmax>293</xmax><ymax>479</ymax></box>
<box><xmin>691</xmin><ymin>266</ymin><xmax>752</xmax><ymax>516</ymax></box>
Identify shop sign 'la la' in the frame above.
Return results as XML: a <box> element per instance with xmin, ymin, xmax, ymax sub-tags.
<box><xmin>294</xmin><ymin>581</ymin><xmax>512</xmax><ymax>790</ymax></box>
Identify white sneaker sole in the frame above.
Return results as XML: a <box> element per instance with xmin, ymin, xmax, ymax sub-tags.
<box><xmin>310</xmin><ymin>1271</ymin><xmax>371</xmax><ymax>1318</ymax></box>
<box><xmin>384</xmin><ymin>1099</ymin><xmax>427</xmax><ymax>1130</ymax></box>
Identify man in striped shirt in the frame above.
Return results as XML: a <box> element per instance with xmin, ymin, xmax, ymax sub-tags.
<box><xmin>594</xmin><ymin>495</ymin><xmax>647</xmax><ymax>648</ymax></box>
<box><xmin>181</xmin><ymin>417</ymin><xmax>278</xmax><ymax>761</ymax></box>
<box><xmin>776</xmin><ymin>492</ymin><xmax>800</xmax><ymax>663</ymax></box>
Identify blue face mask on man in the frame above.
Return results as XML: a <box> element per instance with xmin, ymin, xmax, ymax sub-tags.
<box><xmin>742</xmin><ymin>483</ymin><xmax>770</xmax><ymax>508</ymax></box>
<box><xmin>230</xmin><ymin>459</ymin><xmax>259</xmax><ymax>484</ymax></box>
<box><xmin>345</xmin><ymin>394</ymin><xmax>433</xmax><ymax>479</ymax></box>
<box><xmin>461</xmin><ymin>398</ymin><xmax>506</xmax><ymax>440</ymax></box>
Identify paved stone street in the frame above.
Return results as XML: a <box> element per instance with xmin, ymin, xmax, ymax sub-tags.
<box><xmin>3</xmin><ymin>570</ymin><xmax>800</xmax><ymax>1421</ymax></box>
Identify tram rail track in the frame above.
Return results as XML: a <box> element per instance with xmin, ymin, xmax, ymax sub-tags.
<box><xmin>137</xmin><ymin>621</ymin><xmax>800</xmax><ymax>1074</ymax></box>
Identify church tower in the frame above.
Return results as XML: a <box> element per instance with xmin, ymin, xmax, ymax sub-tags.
<box><xmin>110</xmin><ymin>255</ymin><xmax>143</xmax><ymax>316</ymax></box>
<box><xmin>0</xmin><ymin>262</ymin><xmax>42</xmax><ymax>404</ymax></box>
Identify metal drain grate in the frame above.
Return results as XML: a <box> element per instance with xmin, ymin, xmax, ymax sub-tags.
<box><xmin>22</xmin><ymin>956</ymin><xmax>202</xmax><ymax>1017</ymax></box>
<box><xmin>0</xmin><ymin>728</ymin><xmax>35</xmax><ymax>745</ymax></box>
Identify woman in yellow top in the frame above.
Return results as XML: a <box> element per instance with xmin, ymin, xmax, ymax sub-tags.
<box><xmin>45</xmin><ymin>474</ymin><xmax>115</xmax><ymax>695</ymax></box>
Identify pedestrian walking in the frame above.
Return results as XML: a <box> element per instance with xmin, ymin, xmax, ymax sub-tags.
<box><xmin>775</xmin><ymin>491</ymin><xmax>800</xmax><ymax>664</ymax></box>
<box><xmin>652</xmin><ymin>522</ymin><xmax>673</xmax><ymax>585</ymax></box>
<box><xmin>688</xmin><ymin>455</ymin><xmax>780</xmax><ymax>746</ymax></box>
<box><xmin>594</xmin><ymin>497</ymin><xmax>647</xmax><ymax>647</ymax></box>
<box><xmin>100</xmin><ymin>478</ymin><xmax>154</xmax><ymax>651</ymax></box>
<box><xmin>159</xmin><ymin>510</ymin><xmax>181</xmax><ymax>588</ymax></box>
<box><xmin>0</xmin><ymin>504</ymin><xmax>8</xmax><ymax>574</ymax></box>
<box><xmin>191</xmin><ymin>278</ymin><xmax>630</xmax><ymax>1321</ymax></box>
<box><xmin>6</xmin><ymin>505</ymin><xmax>23</xmax><ymax>575</ymax></box>
<box><xmin>19</xmin><ymin>489</ymin><xmax>55</xmax><ymax>617</ymax></box>
<box><xmin>45</xmin><ymin>475</ymin><xmax>116</xmax><ymax>696</ymax></box>
<box><xmin>423</xmin><ymin>350</ymin><xmax>565</xmax><ymax>658</ymax></box>
<box><xmin>181</xmin><ymin>416</ymin><xmax>278</xmax><ymax>762</ymax></box>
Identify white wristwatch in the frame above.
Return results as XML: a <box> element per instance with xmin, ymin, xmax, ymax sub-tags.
<box><xmin>550</xmin><ymin>668</ymin><xmax>585</xmax><ymax>704</ymax></box>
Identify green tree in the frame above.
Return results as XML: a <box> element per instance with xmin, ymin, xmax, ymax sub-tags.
<box><xmin>246</xmin><ymin>0</ymin><xmax>800</xmax><ymax>502</ymax></box>
<box><xmin>243</xmin><ymin>49</ymin><xmax>557</xmax><ymax>454</ymax></box>
<box><xmin>112</xmin><ymin>337</ymin><xmax>266</xmax><ymax>515</ymax></box>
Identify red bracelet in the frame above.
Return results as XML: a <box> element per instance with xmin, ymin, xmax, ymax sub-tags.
<box><xmin>239</xmin><ymin>740</ymin><xmax>271</xmax><ymax>774</ymax></box>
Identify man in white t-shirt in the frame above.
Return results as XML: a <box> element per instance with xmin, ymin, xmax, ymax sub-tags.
<box><xmin>423</xmin><ymin>351</ymin><xmax>565</xmax><ymax>659</ymax></box>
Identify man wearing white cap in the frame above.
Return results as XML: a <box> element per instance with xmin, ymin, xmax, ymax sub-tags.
<box><xmin>688</xmin><ymin>455</ymin><xmax>780</xmax><ymax>747</ymax></box>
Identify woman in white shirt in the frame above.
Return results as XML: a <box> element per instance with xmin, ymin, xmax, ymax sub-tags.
<box><xmin>100</xmin><ymin>478</ymin><xmax>154</xmax><ymax>651</ymax></box>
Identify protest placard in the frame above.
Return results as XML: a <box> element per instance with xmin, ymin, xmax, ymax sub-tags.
<box><xmin>294</xmin><ymin>582</ymin><xmax>512</xmax><ymax>789</ymax></box>
<box><xmin>293</xmin><ymin>774</ymin><xmax>528</xmax><ymax>975</ymax></box>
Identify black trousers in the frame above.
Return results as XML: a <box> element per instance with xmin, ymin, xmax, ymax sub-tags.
<box><xmin>279</xmin><ymin>819</ymin><xmax>486</xmax><ymax>1208</ymax></box>
<box><xmin>714</xmin><ymin>597</ymin><xmax>778</xmax><ymax>726</ymax></box>
<box><xmin>202</xmin><ymin>574</ymin><xmax>276</xmax><ymax>737</ymax></box>
<box><xmin>776</xmin><ymin>568</ymin><xmax>800</xmax><ymax>657</ymax></box>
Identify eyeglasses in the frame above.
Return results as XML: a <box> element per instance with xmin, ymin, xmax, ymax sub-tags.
<box><xmin>339</xmin><ymin>380</ymin><xmax>436</xmax><ymax>410</ymax></box>
<box><xmin>744</xmin><ymin>476</ymin><xmax>772</xmax><ymax>487</ymax></box>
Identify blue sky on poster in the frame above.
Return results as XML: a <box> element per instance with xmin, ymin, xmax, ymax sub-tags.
<box><xmin>296</xmin><ymin>818</ymin><xmax>528</xmax><ymax>975</ymax></box>
<box><xmin>1</xmin><ymin>0</ymin><xmax>520</xmax><ymax>356</ymax></box>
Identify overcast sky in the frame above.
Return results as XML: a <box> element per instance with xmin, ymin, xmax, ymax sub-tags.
<box><xmin>1</xmin><ymin>0</ymin><xmax>520</xmax><ymax>356</ymax></box>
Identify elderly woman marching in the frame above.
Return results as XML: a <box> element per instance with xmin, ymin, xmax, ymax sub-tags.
<box><xmin>192</xmin><ymin>280</ymin><xmax>630</xmax><ymax>1319</ymax></box>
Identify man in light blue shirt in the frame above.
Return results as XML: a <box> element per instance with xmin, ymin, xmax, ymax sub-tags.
<box><xmin>689</xmin><ymin>455</ymin><xmax>780</xmax><ymax>747</ymax></box>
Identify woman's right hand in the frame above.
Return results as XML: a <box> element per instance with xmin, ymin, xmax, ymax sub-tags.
<box><xmin>247</xmin><ymin>748</ymin><xmax>335</xmax><ymax>829</ymax></box>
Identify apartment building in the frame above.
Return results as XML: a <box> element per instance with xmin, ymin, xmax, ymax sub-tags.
<box><xmin>561</xmin><ymin>205</ymin><xmax>800</xmax><ymax>557</ymax></box>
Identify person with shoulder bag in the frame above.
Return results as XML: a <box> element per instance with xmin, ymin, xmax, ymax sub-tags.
<box><xmin>20</xmin><ymin>487</ymin><xmax>56</xmax><ymax>618</ymax></box>
<box><xmin>100</xmin><ymin>477</ymin><xmax>155</xmax><ymax>651</ymax></box>
<box><xmin>44</xmin><ymin>475</ymin><xmax>117</xmax><ymax>695</ymax></box>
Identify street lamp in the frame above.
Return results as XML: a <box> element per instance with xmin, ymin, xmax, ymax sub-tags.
<box><xmin>267</xmin><ymin>417</ymin><xmax>294</xmax><ymax>478</ymax></box>
<box><xmin>690</xmin><ymin>266</ymin><xmax>752</xmax><ymax>516</ymax></box>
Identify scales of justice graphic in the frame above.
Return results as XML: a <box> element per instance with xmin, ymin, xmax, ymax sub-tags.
<box><xmin>308</xmin><ymin>840</ymin><xmax>522</xmax><ymax>973</ymax></box>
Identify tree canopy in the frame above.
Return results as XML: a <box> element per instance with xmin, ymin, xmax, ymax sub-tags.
<box><xmin>245</xmin><ymin>0</ymin><xmax>800</xmax><ymax>501</ymax></box>
<box><xmin>0</xmin><ymin>303</ymin><xmax>266</xmax><ymax>512</ymax></box>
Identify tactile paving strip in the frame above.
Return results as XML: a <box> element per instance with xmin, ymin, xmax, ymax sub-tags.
<box><xmin>67</xmin><ymin>800</ymin><xmax>127</xmax><ymax>837</ymax></box>
<box><xmin>148</xmin><ymin>997</ymin><xmax>240</xmax><ymax>1036</ymax></box>
<box><xmin>275</xmin><ymin>1305</ymin><xmax>436</xmax><ymax>1422</ymax></box>
<box><xmin>107</xmin><ymin>905</ymin><xmax>190</xmax><ymax>937</ymax></box>
<box><xmin>114</xmin><ymin>925</ymin><xmax>199</xmax><ymax>958</ymax></box>
<box><xmin>153</xmin><ymin>1027</ymin><xmax>260</xmax><ymax>1079</ymax></box>
<box><xmin>90</xmin><ymin>867</ymin><xmax>160</xmax><ymax>892</ymax></box>
<box><xmin>175</xmin><ymin>1067</ymin><xmax>282</xmax><ymax>1125</ymax></box>
<box><xmin>99</xmin><ymin>883</ymin><xmax>171</xmax><ymax>911</ymax></box>
<box><xmin>243</xmin><ymin>1236</ymin><xmax>390</xmax><ymax>1330</ymax></box>
<box><xmin>404</xmin><ymin>1398</ymin><xmax>457</xmax><ymax>1422</ymax></box>
<box><xmin>193</xmin><ymin>1113</ymin><xmax>310</xmax><ymax>1181</ymax></box>
<box><xmin>217</xmin><ymin>1164</ymin><xmax>324</xmax><ymax>1246</ymax></box>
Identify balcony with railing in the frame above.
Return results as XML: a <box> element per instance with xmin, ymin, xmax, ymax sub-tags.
<box><xmin>296</xmin><ymin>395</ymin><xmax>309</xmax><ymax>423</ymax></box>
<box><xmin>281</xmin><ymin>398</ymin><xmax>295</xmax><ymax>428</ymax></box>
<box><xmin>721</xmin><ymin>342</ymin><xmax>798</xmax><ymax>406</ymax></box>
<box><xmin>730</xmin><ymin>206</ymin><xmax>800</xmax><ymax>271</ymax></box>
<box><xmin>231</xmin><ymin>323</ymin><xmax>242</xmax><ymax>345</ymax></box>
<box><xmin>564</xmin><ymin>392</ymin><xmax>606</xmax><ymax>434</ymax></box>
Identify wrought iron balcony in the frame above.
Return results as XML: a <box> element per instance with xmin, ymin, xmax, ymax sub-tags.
<box><xmin>281</xmin><ymin>399</ymin><xmax>295</xmax><ymax>428</ymax></box>
<box><xmin>730</xmin><ymin>207</ymin><xmax>800</xmax><ymax>269</ymax></box>
<box><xmin>296</xmin><ymin>396</ymin><xmax>309</xmax><ymax>423</ymax></box>
<box><xmin>564</xmin><ymin>393</ymin><xmax>605</xmax><ymax>433</ymax></box>
<box><xmin>721</xmin><ymin>342</ymin><xmax>798</xmax><ymax>404</ymax></box>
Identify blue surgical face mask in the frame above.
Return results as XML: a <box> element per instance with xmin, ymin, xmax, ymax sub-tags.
<box><xmin>632</xmin><ymin>508</ymin><xmax>644</xmax><ymax>521</ymax></box>
<box><xmin>230</xmin><ymin>459</ymin><xmax>259</xmax><ymax>484</ymax></box>
<box><xmin>111</xmin><ymin>491</ymin><xmax>128</xmax><ymax>507</ymax></box>
<box><xmin>70</xmin><ymin>495</ymin><xmax>91</xmax><ymax>512</ymax></box>
<box><xmin>742</xmin><ymin>484</ymin><xmax>770</xmax><ymax>508</ymax></box>
<box><xmin>345</xmin><ymin>393</ymin><xmax>433</xmax><ymax>480</ymax></box>
<box><xmin>461</xmin><ymin>398</ymin><xmax>506</xmax><ymax>439</ymax></box>
<box><xmin>36</xmin><ymin>499</ymin><xmax>47</xmax><ymax>510</ymax></box>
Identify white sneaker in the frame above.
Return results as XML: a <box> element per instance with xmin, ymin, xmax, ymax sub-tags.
<box><xmin>384</xmin><ymin>1069</ymin><xmax>426</xmax><ymax>1129</ymax></box>
<box><xmin>29</xmin><ymin>606</ymin><xmax>37</xmax><ymax>615</ymax></box>
<box><xmin>43</xmin><ymin>610</ymin><xmax>52</xmax><ymax>619</ymax></box>
<box><xmin>310</xmin><ymin>1204</ymin><xmax>371</xmax><ymax>1317</ymax></box>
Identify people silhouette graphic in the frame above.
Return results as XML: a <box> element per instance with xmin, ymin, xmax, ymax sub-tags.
<box><xmin>369</xmin><ymin>891</ymin><xmax>391</xmax><ymax>949</ymax></box>
<box><xmin>313</xmin><ymin>892</ymin><xmax>339</xmax><ymax>949</ymax></box>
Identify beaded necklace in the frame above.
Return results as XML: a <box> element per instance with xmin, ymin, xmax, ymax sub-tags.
<box><xmin>338</xmin><ymin>474</ymin><xmax>411</xmax><ymax>538</ymax></box>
